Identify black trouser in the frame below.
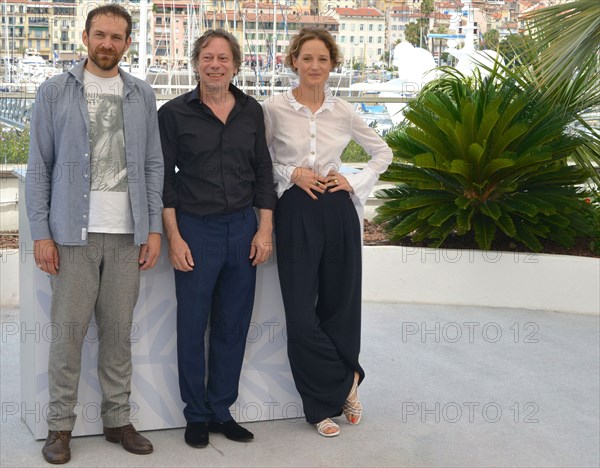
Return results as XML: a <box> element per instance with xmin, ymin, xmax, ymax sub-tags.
<box><xmin>275</xmin><ymin>185</ymin><xmax>365</xmax><ymax>424</ymax></box>
<box><xmin>175</xmin><ymin>207</ymin><xmax>257</xmax><ymax>423</ymax></box>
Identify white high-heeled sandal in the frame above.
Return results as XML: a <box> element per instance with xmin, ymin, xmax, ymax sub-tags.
<box><xmin>315</xmin><ymin>418</ymin><xmax>340</xmax><ymax>437</ymax></box>
<box><xmin>343</xmin><ymin>375</ymin><xmax>362</xmax><ymax>425</ymax></box>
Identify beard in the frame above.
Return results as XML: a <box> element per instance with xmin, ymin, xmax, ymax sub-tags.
<box><xmin>88</xmin><ymin>47</ymin><xmax>124</xmax><ymax>72</ymax></box>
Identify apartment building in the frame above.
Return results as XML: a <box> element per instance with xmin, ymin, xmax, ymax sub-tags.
<box><xmin>335</xmin><ymin>7</ymin><xmax>386</xmax><ymax>67</ymax></box>
<box><xmin>150</xmin><ymin>1</ymin><xmax>338</xmax><ymax>68</ymax></box>
<box><xmin>0</xmin><ymin>0</ymin><xmax>543</xmax><ymax>75</ymax></box>
<box><xmin>1</xmin><ymin>0</ymin><xmax>56</xmax><ymax>60</ymax></box>
<box><xmin>0</xmin><ymin>0</ymin><xmax>151</xmax><ymax>67</ymax></box>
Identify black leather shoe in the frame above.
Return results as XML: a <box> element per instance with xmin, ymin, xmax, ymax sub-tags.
<box><xmin>185</xmin><ymin>422</ymin><xmax>209</xmax><ymax>448</ymax></box>
<box><xmin>207</xmin><ymin>420</ymin><xmax>254</xmax><ymax>442</ymax></box>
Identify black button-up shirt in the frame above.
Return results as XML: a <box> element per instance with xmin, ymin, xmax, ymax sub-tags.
<box><xmin>158</xmin><ymin>83</ymin><xmax>277</xmax><ymax>216</ymax></box>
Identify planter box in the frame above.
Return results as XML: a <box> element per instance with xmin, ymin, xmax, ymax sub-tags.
<box><xmin>15</xmin><ymin>171</ymin><xmax>302</xmax><ymax>439</ymax></box>
<box><xmin>363</xmin><ymin>246</ymin><xmax>600</xmax><ymax>315</ymax></box>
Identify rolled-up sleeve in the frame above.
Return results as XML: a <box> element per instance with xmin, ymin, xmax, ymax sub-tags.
<box><xmin>252</xmin><ymin>103</ymin><xmax>277</xmax><ymax>211</ymax></box>
<box><xmin>157</xmin><ymin>104</ymin><xmax>179</xmax><ymax>209</ymax></box>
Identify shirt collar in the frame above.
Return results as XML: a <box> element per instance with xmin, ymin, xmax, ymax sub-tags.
<box><xmin>286</xmin><ymin>79</ymin><xmax>335</xmax><ymax>113</ymax></box>
<box><xmin>187</xmin><ymin>82</ymin><xmax>248</xmax><ymax>105</ymax></box>
<box><xmin>69</xmin><ymin>59</ymin><xmax>137</xmax><ymax>94</ymax></box>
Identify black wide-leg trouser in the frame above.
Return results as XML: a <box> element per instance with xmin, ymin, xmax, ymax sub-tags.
<box><xmin>275</xmin><ymin>185</ymin><xmax>365</xmax><ymax>424</ymax></box>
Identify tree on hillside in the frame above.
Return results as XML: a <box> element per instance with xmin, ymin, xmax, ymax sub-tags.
<box><xmin>404</xmin><ymin>23</ymin><xmax>421</xmax><ymax>47</ymax></box>
<box><xmin>418</xmin><ymin>0</ymin><xmax>435</xmax><ymax>49</ymax></box>
<box><xmin>482</xmin><ymin>29</ymin><xmax>500</xmax><ymax>50</ymax></box>
<box><xmin>498</xmin><ymin>34</ymin><xmax>535</xmax><ymax>66</ymax></box>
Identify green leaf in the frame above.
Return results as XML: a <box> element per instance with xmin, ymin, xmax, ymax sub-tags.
<box><xmin>480</xmin><ymin>201</ymin><xmax>502</xmax><ymax>220</ymax></box>
<box><xmin>503</xmin><ymin>197</ymin><xmax>539</xmax><ymax>217</ymax></box>
<box><xmin>428</xmin><ymin>204</ymin><xmax>458</xmax><ymax>227</ymax></box>
<box><xmin>543</xmin><ymin>213</ymin><xmax>570</xmax><ymax>228</ymax></box>
<box><xmin>495</xmin><ymin>214</ymin><xmax>517</xmax><ymax>237</ymax></box>
<box><xmin>476</xmin><ymin>100</ymin><xmax>502</xmax><ymax>143</ymax></box>
<box><xmin>456</xmin><ymin>208</ymin><xmax>473</xmax><ymax>234</ymax></box>
<box><xmin>417</xmin><ymin>204</ymin><xmax>442</xmax><ymax>220</ymax></box>
<box><xmin>467</xmin><ymin>143</ymin><xmax>485</xmax><ymax>167</ymax></box>
<box><xmin>515</xmin><ymin>222</ymin><xmax>544</xmax><ymax>252</ymax></box>
<box><xmin>488</xmin><ymin>122</ymin><xmax>530</xmax><ymax>160</ymax></box>
<box><xmin>482</xmin><ymin>158</ymin><xmax>516</xmax><ymax>180</ymax></box>
<box><xmin>390</xmin><ymin>212</ymin><xmax>425</xmax><ymax>238</ymax></box>
<box><xmin>429</xmin><ymin>218</ymin><xmax>456</xmax><ymax>246</ymax></box>
<box><xmin>449</xmin><ymin>160</ymin><xmax>472</xmax><ymax>177</ymax></box>
<box><xmin>414</xmin><ymin>153</ymin><xmax>439</xmax><ymax>169</ymax></box>
<box><xmin>455</xmin><ymin>196</ymin><xmax>470</xmax><ymax>209</ymax></box>
<box><xmin>473</xmin><ymin>216</ymin><xmax>496</xmax><ymax>250</ymax></box>
<box><xmin>522</xmin><ymin>196</ymin><xmax>558</xmax><ymax>216</ymax></box>
<box><xmin>406</xmin><ymin>127</ymin><xmax>449</xmax><ymax>157</ymax></box>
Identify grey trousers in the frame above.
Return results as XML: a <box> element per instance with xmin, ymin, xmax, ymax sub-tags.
<box><xmin>46</xmin><ymin>233</ymin><xmax>140</xmax><ymax>431</ymax></box>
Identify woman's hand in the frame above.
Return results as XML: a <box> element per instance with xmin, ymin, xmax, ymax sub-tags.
<box><xmin>291</xmin><ymin>167</ymin><xmax>328</xmax><ymax>200</ymax></box>
<box><xmin>323</xmin><ymin>171</ymin><xmax>353</xmax><ymax>194</ymax></box>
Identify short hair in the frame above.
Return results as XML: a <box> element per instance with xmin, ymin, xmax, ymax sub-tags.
<box><xmin>190</xmin><ymin>29</ymin><xmax>242</xmax><ymax>76</ymax></box>
<box><xmin>285</xmin><ymin>28</ymin><xmax>342</xmax><ymax>72</ymax></box>
<box><xmin>85</xmin><ymin>4</ymin><xmax>133</xmax><ymax>39</ymax></box>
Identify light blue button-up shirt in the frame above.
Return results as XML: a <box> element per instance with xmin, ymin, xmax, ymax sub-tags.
<box><xmin>25</xmin><ymin>60</ymin><xmax>164</xmax><ymax>246</ymax></box>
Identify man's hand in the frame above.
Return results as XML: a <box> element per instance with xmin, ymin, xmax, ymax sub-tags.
<box><xmin>167</xmin><ymin>234</ymin><xmax>195</xmax><ymax>272</ymax></box>
<box><xmin>250</xmin><ymin>209</ymin><xmax>273</xmax><ymax>266</ymax></box>
<box><xmin>139</xmin><ymin>232</ymin><xmax>161</xmax><ymax>270</ymax></box>
<box><xmin>34</xmin><ymin>239</ymin><xmax>59</xmax><ymax>275</ymax></box>
<box><xmin>163</xmin><ymin>207</ymin><xmax>194</xmax><ymax>272</ymax></box>
<box><xmin>249</xmin><ymin>228</ymin><xmax>273</xmax><ymax>266</ymax></box>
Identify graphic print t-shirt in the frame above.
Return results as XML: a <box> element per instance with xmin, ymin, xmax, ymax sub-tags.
<box><xmin>83</xmin><ymin>70</ymin><xmax>134</xmax><ymax>234</ymax></box>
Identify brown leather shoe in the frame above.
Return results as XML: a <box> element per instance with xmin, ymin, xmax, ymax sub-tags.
<box><xmin>42</xmin><ymin>430</ymin><xmax>72</xmax><ymax>464</ymax></box>
<box><xmin>103</xmin><ymin>424</ymin><xmax>153</xmax><ymax>455</ymax></box>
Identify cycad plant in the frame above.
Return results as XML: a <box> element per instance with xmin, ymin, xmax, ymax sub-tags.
<box><xmin>376</xmin><ymin>67</ymin><xmax>595</xmax><ymax>251</ymax></box>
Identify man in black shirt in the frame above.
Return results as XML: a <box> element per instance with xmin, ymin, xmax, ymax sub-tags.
<box><xmin>158</xmin><ymin>29</ymin><xmax>276</xmax><ymax>447</ymax></box>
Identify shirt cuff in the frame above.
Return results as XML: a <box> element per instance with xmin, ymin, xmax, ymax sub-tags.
<box><xmin>344</xmin><ymin>169</ymin><xmax>378</xmax><ymax>205</ymax></box>
<box><xmin>149</xmin><ymin>215</ymin><xmax>163</xmax><ymax>235</ymax></box>
<box><xmin>29</xmin><ymin>221</ymin><xmax>52</xmax><ymax>242</ymax></box>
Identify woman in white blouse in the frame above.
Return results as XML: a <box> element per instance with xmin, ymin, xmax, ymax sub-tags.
<box><xmin>263</xmin><ymin>28</ymin><xmax>392</xmax><ymax>437</ymax></box>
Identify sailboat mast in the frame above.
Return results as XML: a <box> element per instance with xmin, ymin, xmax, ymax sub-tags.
<box><xmin>242</xmin><ymin>13</ymin><xmax>246</xmax><ymax>90</ymax></box>
<box><xmin>271</xmin><ymin>0</ymin><xmax>276</xmax><ymax>94</ymax></box>
<box><xmin>138</xmin><ymin>0</ymin><xmax>148</xmax><ymax>76</ymax></box>
<box><xmin>233</xmin><ymin>0</ymin><xmax>237</xmax><ymax>31</ymax></box>
<box><xmin>138</xmin><ymin>0</ymin><xmax>148</xmax><ymax>77</ymax></box>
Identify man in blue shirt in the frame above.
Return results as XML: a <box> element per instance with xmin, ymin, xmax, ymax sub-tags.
<box><xmin>25</xmin><ymin>4</ymin><xmax>163</xmax><ymax>464</ymax></box>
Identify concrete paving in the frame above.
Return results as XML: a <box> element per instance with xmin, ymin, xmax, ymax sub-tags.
<box><xmin>1</xmin><ymin>302</ymin><xmax>599</xmax><ymax>467</ymax></box>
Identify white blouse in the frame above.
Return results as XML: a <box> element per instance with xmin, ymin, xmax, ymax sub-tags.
<box><xmin>262</xmin><ymin>84</ymin><xmax>393</xmax><ymax>205</ymax></box>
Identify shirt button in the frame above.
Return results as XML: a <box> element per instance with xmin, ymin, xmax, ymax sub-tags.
<box><xmin>83</xmin><ymin>214</ymin><xmax>87</xmax><ymax>219</ymax></box>
<box><xmin>84</xmin><ymin>153</ymin><xmax>88</xmax><ymax>157</ymax></box>
<box><xmin>83</xmin><ymin>194</ymin><xmax>87</xmax><ymax>199</ymax></box>
<box><xmin>310</xmin><ymin>134</ymin><xmax>315</xmax><ymax>138</ymax></box>
<box><xmin>310</xmin><ymin>151</ymin><xmax>315</xmax><ymax>155</ymax></box>
<box><xmin>310</xmin><ymin>117</ymin><xmax>314</xmax><ymax>121</ymax></box>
